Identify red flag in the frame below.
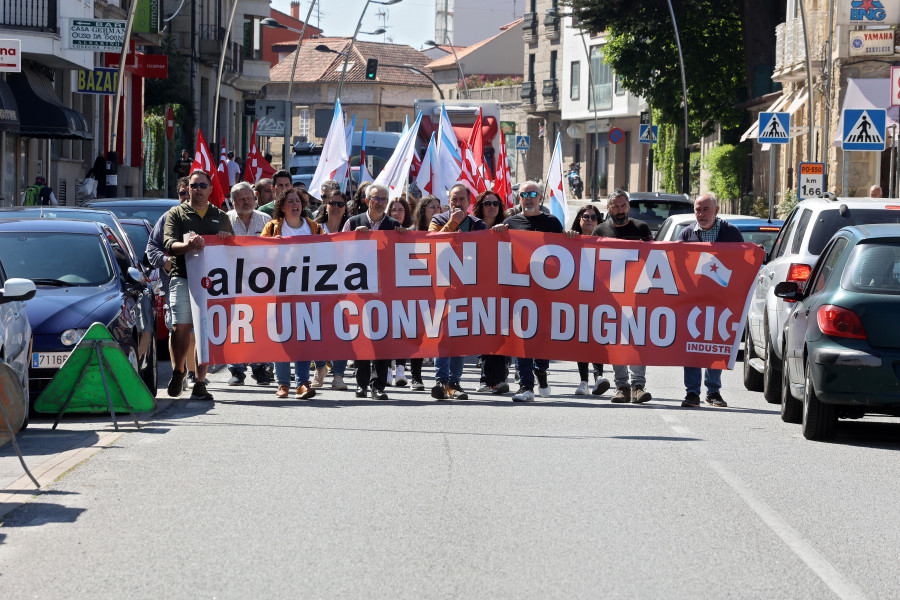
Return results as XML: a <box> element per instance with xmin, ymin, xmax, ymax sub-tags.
<box><xmin>190</xmin><ymin>129</ymin><xmax>226</xmax><ymax>208</ymax></box>
<box><xmin>457</xmin><ymin>139</ymin><xmax>487</xmax><ymax>210</ymax></box>
<box><xmin>216</xmin><ymin>139</ymin><xmax>231</xmax><ymax>196</ymax></box>
<box><xmin>243</xmin><ymin>120</ymin><xmax>276</xmax><ymax>184</ymax></box>
<box><xmin>467</xmin><ymin>108</ymin><xmax>485</xmax><ymax>178</ymax></box>
<box><xmin>494</xmin><ymin>131</ymin><xmax>514</xmax><ymax>208</ymax></box>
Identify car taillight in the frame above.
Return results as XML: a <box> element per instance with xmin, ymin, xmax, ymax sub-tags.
<box><xmin>817</xmin><ymin>304</ymin><xmax>866</xmax><ymax>339</ymax></box>
<box><xmin>787</xmin><ymin>263</ymin><xmax>812</xmax><ymax>283</ymax></box>
<box><xmin>758</xmin><ymin>226</ymin><xmax>781</xmax><ymax>231</ymax></box>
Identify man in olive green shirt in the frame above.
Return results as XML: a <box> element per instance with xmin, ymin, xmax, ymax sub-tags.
<box><xmin>163</xmin><ymin>169</ymin><xmax>234</xmax><ymax>401</ymax></box>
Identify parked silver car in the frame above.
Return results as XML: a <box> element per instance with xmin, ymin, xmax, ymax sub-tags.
<box><xmin>0</xmin><ymin>261</ymin><xmax>36</xmax><ymax>426</ymax></box>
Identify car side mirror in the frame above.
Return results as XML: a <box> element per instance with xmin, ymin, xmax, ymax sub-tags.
<box><xmin>774</xmin><ymin>281</ymin><xmax>802</xmax><ymax>301</ymax></box>
<box><xmin>0</xmin><ymin>278</ymin><xmax>36</xmax><ymax>304</ymax></box>
<box><xmin>126</xmin><ymin>267</ymin><xmax>145</xmax><ymax>286</ymax></box>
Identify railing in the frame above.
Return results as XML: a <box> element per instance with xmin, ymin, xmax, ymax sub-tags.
<box><xmin>521</xmin><ymin>80</ymin><xmax>535</xmax><ymax>102</ymax></box>
<box><xmin>544</xmin><ymin>8</ymin><xmax>560</xmax><ymax>39</ymax></box>
<box><xmin>774</xmin><ymin>13</ymin><xmax>827</xmax><ymax>73</ymax></box>
<box><xmin>0</xmin><ymin>0</ymin><xmax>58</xmax><ymax>32</ymax></box>
<box><xmin>523</xmin><ymin>12</ymin><xmax>537</xmax><ymax>37</ymax></box>
<box><xmin>200</xmin><ymin>25</ymin><xmax>227</xmax><ymax>41</ymax></box>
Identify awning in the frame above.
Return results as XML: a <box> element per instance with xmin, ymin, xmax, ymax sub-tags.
<box><xmin>0</xmin><ymin>78</ymin><xmax>19</xmax><ymax>133</ymax></box>
<box><xmin>740</xmin><ymin>90</ymin><xmax>793</xmax><ymax>142</ymax></box>
<box><xmin>834</xmin><ymin>78</ymin><xmax>900</xmax><ymax>147</ymax></box>
<box><xmin>7</xmin><ymin>68</ymin><xmax>92</xmax><ymax>140</ymax></box>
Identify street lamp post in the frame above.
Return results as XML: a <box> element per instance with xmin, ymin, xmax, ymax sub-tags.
<box><xmin>338</xmin><ymin>0</ymin><xmax>403</xmax><ymax>102</ymax></box>
<box><xmin>262</xmin><ymin>0</ymin><xmax>319</xmax><ymax>170</ymax></box>
<box><xmin>425</xmin><ymin>38</ymin><xmax>468</xmax><ymax>98</ymax></box>
<box><xmin>665</xmin><ymin>0</ymin><xmax>691</xmax><ymax>195</ymax></box>
<box><xmin>579</xmin><ymin>33</ymin><xmax>600</xmax><ymax>202</ymax></box>
<box><xmin>212</xmin><ymin>0</ymin><xmax>241</xmax><ymax>153</ymax></box>
<box><xmin>318</xmin><ymin>45</ymin><xmax>443</xmax><ymax>100</ymax></box>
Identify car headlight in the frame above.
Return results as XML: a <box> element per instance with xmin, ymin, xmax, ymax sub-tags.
<box><xmin>60</xmin><ymin>328</ymin><xmax>87</xmax><ymax>346</ymax></box>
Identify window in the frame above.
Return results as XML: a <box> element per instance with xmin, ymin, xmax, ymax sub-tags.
<box><xmin>588</xmin><ymin>45</ymin><xmax>612</xmax><ymax>111</ymax></box>
<box><xmin>615</xmin><ymin>74</ymin><xmax>626</xmax><ymax>96</ymax></box>
<box><xmin>297</xmin><ymin>109</ymin><xmax>310</xmax><ymax>142</ymax></box>
<box><xmin>550</xmin><ymin>51</ymin><xmax>557</xmax><ymax>80</ymax></box>
<box><xmin>810</xmin><ymin>237</ymin><xmax>848</xmax><ymax>294</ymax></box>
<box><xmin>570</xmin><ymin>61</ymin><xmax>580</xmax><ymax>100</ymax></box>
<box><xmin>528</xmin><ymin>53</ymin><xmax>535</xmax><ymax>83</ymax></box>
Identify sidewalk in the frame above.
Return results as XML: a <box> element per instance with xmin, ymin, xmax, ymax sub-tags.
<box><xmin>0</xmin><ymin>397</ymin><xmax>176</xmax><ymax>518</ymax></box>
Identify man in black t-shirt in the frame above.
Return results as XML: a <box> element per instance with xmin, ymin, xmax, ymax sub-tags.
<box><xmin>592</xmin><ymin>190</ymin><xmax>653</xmax><ymax>404</ymax></box>
<box><xmin>499</xmin><ymin>181</ymin><xmax>578</xmax><ymax>402</ymax></box>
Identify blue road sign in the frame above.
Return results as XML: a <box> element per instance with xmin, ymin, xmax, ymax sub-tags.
<box><xmin>842</xmin><ymin>108</ymin><xmax>886</xmax><ymax>151</ymax></box>
<box><xmin>639</xmin><ymin>124</ymin><xmax>658</xmax><ymax>144</ymax></box>
<box><xmin>516</xmin><ymin>135</ymin><xmax>530</xmax><ymax>151</ymax></box>
<box><xmin>758</xmin><ymin>112</ymin><xmax>790</xmax><ymax>143</ymax></box>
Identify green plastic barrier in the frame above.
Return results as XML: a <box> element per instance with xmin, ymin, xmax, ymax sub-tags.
<box><xmin>34</xmin><ymin>323</ymin><xmax>156</xmax><ymax>422</ymax></box>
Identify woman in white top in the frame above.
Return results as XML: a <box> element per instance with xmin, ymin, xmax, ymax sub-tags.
<box><xmin>261</xmin><ymin>188</ymin><xmax>322</xmax><ymax>399</ymax></box>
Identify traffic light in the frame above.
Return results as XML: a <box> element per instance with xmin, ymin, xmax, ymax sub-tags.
<box><xmin>365</xmin><ymin>58</ymin><xmax>379</xmax><ymax>81</ymax></box>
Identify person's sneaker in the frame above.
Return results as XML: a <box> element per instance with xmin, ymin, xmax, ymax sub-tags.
<box><xmin>492</xmin><ymin>382</ymin><xmax>510</xmax><ymax>395</ymax></box>
<box><xmin>371</xmin><ymin>388</ymin><xmax>388</xmax><ymax>400</ymax></box>
<box><xmin>227</xmin><ymin>374</ymin><xmax>245</xmax><ymax>386</ymax></box>
<box><xmin>512</xmin><ymin>387</ymin><xmax>535</xmax><ymax>402</ymax></box>
<box><xmin>355</xmin><ymin>386</ymin><xmax>368</xmax><ymax>398</ymax></box>
<box><xmin>393</xmin><ymin>375</ymin><xmax>408</xmax><ymax>387</ymax></box>
<box><xmin>477</xmin><ymin>383</ymin><xmax>492</xmax><ymax>393</ymax></box>
<box><xmin>431</xmin><ymin>382</ymin><xmax>449</xmax><ymax>401</ymax></box>
<box><xmin>310</xmin><ymin>367</ymin><xmax>328</xmax><ymax>388</ymax></box>
<box><xmin>611</xmin><ymin>387</ymin><xmax>631</xmax><ymax>403</ymax></box>
<box><xmin>251</xmin><ymin>368</ymin><xmax>271</xmax><ymax>386</ymax></box>
<box><xmin>296</xmin><ymin>384</ymin><xmax>316</xmax><ymax>399</ymax></box>
<box><xmin>187</xmin><ymin>371</ymin><xmax>196</xmax><ymax>385</ymax></box>
<box><xmin>535</xmin><ymin>370</ymin><xmax>551</xmax><ymax>397</ymax></box>
<box><xmin>332</xmin><ymin>374</ymin><xmax>348</xmax><ymax>390</ymax></box>
<box><xmin>575</xmin><ymin>381</ymin><xmax>590</xmax><ymax>396</ymax></box>
<box><xmin>190</xmin><ymin>381</ymin><xmax>214</xmax><ymax>401</ymax></box>
<box><xmin>592</xmin><ymin>377</ymin><xmax>612</xmax><ymax>396</ymax></box>
<box><xmin>275</xmin><ymin>384</ymin><xmax>290</xmax><ymax>398</ymax></box>
<box><xmin>681</xmin><ymin>392</ymin><xmax>701</xmax><ymax>407</ymax></box>
<box><xmin>449</xmin><ymin>382</ymin><xmax>468</xmax><ymax>400</ymax></box>
<box><xmin>706</xmin><ymin>392</ymin><xmax>727</xmax><ymax>407</ymax></box>
<box><xmin>410</xmin><ymin>378</ymin><xmax>425</xmax><ymax>391</ymax></box>
<box><xmin>631</xmin><ymin>385</ymin><xmax>652</xmax><ymax>404</ymax></box>
<box><xmin>167</xmin><ymin>368</ymin><xmax>186</xmax><ymax>397</ymax></box>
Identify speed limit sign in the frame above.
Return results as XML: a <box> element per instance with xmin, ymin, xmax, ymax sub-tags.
<box><xmin>798</xmin><ymin>162</ymin><xmax>824</xmax><ymax>200</ymax></box>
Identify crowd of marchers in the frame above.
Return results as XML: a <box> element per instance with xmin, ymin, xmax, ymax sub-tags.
<box><xmin>147</xmin><ymin>169</ymin><xmax>745</xmax><ymax>408</ymax></box>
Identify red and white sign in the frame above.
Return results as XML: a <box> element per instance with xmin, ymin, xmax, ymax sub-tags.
<box><xmin>0</xmin><ymin>39</ymin><xmax>21</xmax><ymax>72</ymax></box>
<box><xmin>165</xmin><ymin>106</ymin><xmax>174</xmax><ymax>140</ymax></box>
<box><xmin>186</xmin><ymin>232</ymin><xmax>764</xmax><ymax>369</ymax></box>
<box><xmin>104</xmin><ymin>51</ymin><xmax>168</xmax><ymax>79</ymax></box>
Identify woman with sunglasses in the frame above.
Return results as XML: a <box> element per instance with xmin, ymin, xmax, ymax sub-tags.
<box><xmin>471</xmin><ymin>191</ymin><xmax>512</xmax><ymax>394</ymax></box>
<box><xmin>309</xmin><ymin>192</ymin><xmax>351</xmax><ymax>391</ymax></box>
<box><xmin>570</xmin><ymin>205</ymin><xmax>612</xmax><ymax>397</ymax></box>
<box><xmin>262</xmin><ymin>187</ymin><xmax>323</xmax><ymax>400</ymax></box>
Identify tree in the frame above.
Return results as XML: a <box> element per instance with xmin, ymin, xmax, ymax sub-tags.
<box><xmin>563</xmin><ymin>0</ymin><xmax>745</xmax><ymax>138</ymax></box>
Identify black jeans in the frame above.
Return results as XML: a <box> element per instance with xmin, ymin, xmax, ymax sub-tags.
<box><xmin>355</xmin><ymin>359</ymin><xmax>391</xmax><ymax>391</ymax></box>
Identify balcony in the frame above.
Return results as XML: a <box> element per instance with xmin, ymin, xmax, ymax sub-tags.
<box><xmin>199</xmin><ymin>25</ymin><xmax>227</xmax><ymax>61</ymax></box>
<box><xmin>0</xmin><ymin>0</ymin><xmax>58</xmax><ymax>33</ymax></box>
<box><xmin>542</xmin><ymin>78</ymin><xmax>558</xmax><ymax>109</ymax></box>
<box><xmin>523</xmin><ymin>12</ymin><xmax>538</xmax><ymax>42</ymax></box>
<box><xmin>773</xmin><ymin>13</ymin><xmax>827</xmax><ymax>82</ymax></box>
<box><xmin>521</xmin><ymin>80</ymin><xmax>536</xmax><ymax>104</ymax></box>
<box><xmin>544</xmin><ymin>9</ymin><xmax>560</xmax><ymax>40</ymax></box>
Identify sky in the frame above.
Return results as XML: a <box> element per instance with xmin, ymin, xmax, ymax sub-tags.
<box><xmin>270</xmin><ymin>0</ymin><xmax>437</xmax><ymax>50</ymax></box>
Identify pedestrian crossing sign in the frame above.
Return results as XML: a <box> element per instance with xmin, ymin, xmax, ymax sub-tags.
<box><xmin>758</xmin><ymin>112</ymin><xmax>790</xmax><ymax>143</ymax></box>
<box><xmin>842</xmin><ymin>108</ymin><xmax>886</xmax><ymax>151</ymax></box>
<box><xmin>639</xmin><ymin>124</ymin><xmax>658</xmax><ymax>144</ymax></box>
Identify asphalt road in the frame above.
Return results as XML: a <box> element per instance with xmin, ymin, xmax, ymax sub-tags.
<box><xmin>1</xmin><ymin>357</ymin><xmax>899</xmax><ymax>599</ymax></box>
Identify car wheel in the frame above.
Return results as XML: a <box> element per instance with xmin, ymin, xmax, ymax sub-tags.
<box><xmin>780</xmin><ymin>354</ymin><xmax>802</xmax><ymax>424</ymax></box>
<box><xmin>743</xmin><ymin>332</ymin><xmax>763</xmax><ymax>392</ymax></box>
<box><xmin>141</xmin><ymin>335</ymin><xmax>158</xmax><ymax>396</ymax></box>
<box><xmin>801</xmin><ymin>361</ymin><xmax>837</xmax><ymax>440</ymax></box>
<box><xmin>762</xmin><ymin>339</ymin><xmax>782</xmax><ymax>405</ymax></box>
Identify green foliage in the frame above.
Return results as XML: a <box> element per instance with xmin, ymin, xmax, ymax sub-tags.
<box><xmin>562</xmin><ymin>0</ymin><xmax>745</xmax><ymax>137</ymax></box>
<box><xmin>143</xmin><ymin>115</ymin><xmax>165</xmax><ymax>193</ymax></box>
<box><xmin>702</xmin><ymin>143</ymin><xmax>745</xmax><ymax>201</ymax></box>
<box><xmin>777</xmin><ymin>188</ymin><xmax>798</xmax><ymax>218</ymax></box>
<box><xmin>458</xmin><ymin>74</ymin><xmax>523</xmax><ymax>91</ymax></box>
<box><xmin>740</xmin><ymin>194</ymin><xmax>769</xmax><ymax>218</ymax></box>
<box><xmin>655</xmin><ymin>120</ymin><xmax>680</xmax><ymax>193</ymax></box>
<box><xmin>145</xmin><ymin>34</ymin><xmax>194</xmax><ymax>147</ymax></box>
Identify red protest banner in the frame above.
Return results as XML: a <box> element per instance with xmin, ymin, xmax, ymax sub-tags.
<box><xmin>186</xmin><ymin>231</ymin><xmax>764</xmax><ymax>369</ymax></box>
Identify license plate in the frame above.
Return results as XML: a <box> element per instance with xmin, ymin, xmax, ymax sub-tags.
<box><xmin>32</xmin><ymin>352</ymin><xmax>71</xmax><ymax>369</ymax></box>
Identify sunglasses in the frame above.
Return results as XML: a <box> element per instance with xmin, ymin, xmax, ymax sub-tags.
<box><xmin>518</xmin><ymin>191</ymin><xmax>539</xmax><ymax>199</ymax></box>
<box><xmin>482</xmin><ymin>200</ymin><xmax>501</xmax><ymax>207</ymax></box>
<box><xmin>178</xmin><ymin>190</ymin><xmax>189</xmax><ymax>196</ymax></box>
<box><xmin>189</xmin><ymin>182</ymin><xmax>209</xmax><ymax>190</ymax></box>
<box><xmin>328</xmin><ymin>201</ymin><xmax>347</xmax><ymax>208</ymax></box>
<box><xmin>581</xmin><ymin>213</ymin><xmax>599</xmax><ymax>221</ymax></box>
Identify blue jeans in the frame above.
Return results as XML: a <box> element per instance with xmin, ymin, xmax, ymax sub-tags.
<box><xmin>313</xmin><ymin>360</ymin><xmax>347</xmax><ymax>376</ymax></box>
<box><xmin>683</xmin><ymin>368</ymin><xmax>722</xmax><ymax>395</ymax></box>
<box><xmin>435</xmin><ymin>356</ymin><xmax>464</xmax><ymax>384</ymax></box>
<box><xmin>228</xmin><ymin>363</ymin><xmax>268</xmax><ymax>377</ymax></box>
<box><xmin>515</xmin><ymin>358</ymin><xmax>549</xmax><ymax>389</ymax></box>
<box><xmin>275</xmin><ymin>361</ymin><xmax>312</xmax><ymax>386</ymax></box>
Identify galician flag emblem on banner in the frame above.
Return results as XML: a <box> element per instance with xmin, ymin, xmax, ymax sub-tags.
<box><xmin>695</xmin><ymin>252</ymin><xmax>733</xmax><ymax>287</ymax></box>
